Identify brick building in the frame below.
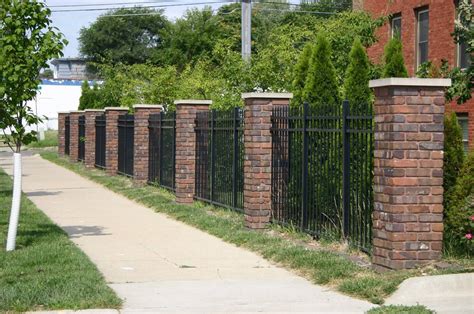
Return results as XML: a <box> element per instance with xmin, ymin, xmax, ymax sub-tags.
<box><xmin>356</xmin><ymin>0</ymin><xmax>473</xmax><ymax>151</ymax></box>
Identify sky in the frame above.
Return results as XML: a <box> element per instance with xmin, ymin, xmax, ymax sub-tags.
<box><xmin>46</xmin><ymin>0</ymin><xmax>238</xmax><ymax>58</ymax></box>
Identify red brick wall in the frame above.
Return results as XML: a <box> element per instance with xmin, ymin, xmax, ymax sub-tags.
<box><xmin>84</xmin><ymin>110</ymin><xmax>104</xmax><ymax>168</ymax></box>
<box><xmin>68</xmin><ymin>111</ymin><xmax>83</xmax><ymax>162</ymax></box>
<box><xmin>105</xmin><ymin>107</ymin><xmax>129</xmax><ymax>175</ymax></box>
<box><xmin>58</xmin><ymin>112</ymin><xmax>67</xmax><ymax>156</ymax></box>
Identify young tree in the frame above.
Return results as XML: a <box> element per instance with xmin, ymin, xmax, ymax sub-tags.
<box><xmin>0</xmin><ymin>0</ymin><xmax>67</xmax><ymax>251</ymax></box>
<box><xmin>344</xmin><ymin>37</ymin><xmax>372</xmax><ymax>112</ymax></box>
<box><xmin>303</xmin><ymin>33</ymin><xmax>340</xmax><ymax>107</ymax></box>
<box><xmin>292</xmin><ymin>43</ymin><xmax>314</xmax><ymax>106</ymax></box>
<box><xmin>382</xmin><ymin>38</ymin><xmax>408</xmax><ymax>78</ymax></box>
<box><xmin>443</xmin><ymin>112</ymin><xmax>465</xmax><ymax>205</ymax></box>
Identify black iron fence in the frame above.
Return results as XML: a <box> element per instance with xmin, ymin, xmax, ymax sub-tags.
<box><xmin>78</xmin><ymin>115</ymin><xmax>85</xmax><ymax>162</ymax></box>
<box><xmin>148</xmin><ymin>111</ymin><xmax>176</xmax><ymax>190</ymax></box>
<box><xmin>95</xmin><ymin>114</ymin><xmax>106</xmax><ymax>169</ymax></box>
<box><xmin>271</xmin><ymin>101</ymin><xmax>373</xmax><ymax>252</ymax></box>
<box><xmin>65</xmin><ymin>116</ymin><xmax>70</xmax><ymax>155</ymax></box>
<box><xmin>195</xmin><ymin>108</ymin><xmax>244</xmax><ymax>212</ymax></box>
<box><xmin>118</xmin><ymin>114</ymin><xmax>134</xmax><ymax>177</ymax></box>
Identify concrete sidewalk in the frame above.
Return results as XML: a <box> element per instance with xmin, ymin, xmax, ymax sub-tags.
<box><xmin>0</xmin><ymin>153</ymin><xmax>375</xmax><ymax>313</ymax></box>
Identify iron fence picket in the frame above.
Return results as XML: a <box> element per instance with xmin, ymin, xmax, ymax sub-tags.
<box><xmin>271</xmin><ymin>101</ymin><xmax>373</xmax><ymax>252</ymax></box>
<box><xmin>78</xmin><ymin>115</ymin><xmax>85</xmax><ymax>162</ymax></box>
<box><xmin>95</xmin><ymin>114</ymin><xmax>106</xmax><ymax>169</ymax></box>
<box><xmin>118</xmin><ymin>114</ymin><xmax>134</xmax><ymax>177</ymax></box>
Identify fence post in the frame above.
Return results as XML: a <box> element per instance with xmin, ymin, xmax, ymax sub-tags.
<box><xmin>57</xmin><ymin>112</ymin><xmax>69</xmax><ymax>156</ymax></box>
<box><xmin>105</xmin><ymin>107</ymin><xmax>129</xmax><ymax>175</ymax></box>
<box><xmin>84</xmin><ymin>109</ymin><xmax>105</xmax><ymax>169</ymax></box>
<box><xmin>370</xmin><ymin>78</ymin><xmax>451</xmax><ymax>270</ymax></box>
<box><xmin>175</xmin><ymin>100</ymin><xmax>212</xmax><ymax>204</ymax></box>
<box><xmin>242</xmin><ymin>92</ymin><xmax>293</xmax><ymax>229</ymax></box>
<box><xmin>133</xmin><ymin>104</ymin><xmax>163</xmax><ymax>184</ymax></box>
<box><xmin>68</xmin><ymin>111</ymin><xmax>85</xmax><ymax>162</ymax></box>
<box><xmin>342</xmin><ymin>100</ymin><xmax>350</xmax><ymax>238</ymax></box>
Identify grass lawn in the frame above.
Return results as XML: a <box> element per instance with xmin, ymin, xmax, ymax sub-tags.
<box><xmin>0</xmin><ymin>168</ymin><xmax>121</xmax><ymax>312</ymax></box>
<box><xmin>41</xmin><ymin>151</ymin><xmax>474</xmax><ymax>305</ymax></box>
<box><xmin>367</xmin><ymin>305</ymin><xmax>434</xmax><ymax>314</ymax></box>
<box><xmin>27</xmin><ymin>130</ymin><xmax>58</xmax><ymax>148</ymax></box>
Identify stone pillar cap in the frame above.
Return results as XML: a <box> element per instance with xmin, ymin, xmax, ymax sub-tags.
<box><xmin>69</xmin><ymin>110</ymin><xmax>85</xmax><ymax>113</ymax></box>
<box><xmin>241</xmin><ymin>92</ymin><xmax>293</xmax><ymax>99</ymax></box>
<box><xmin>174</xmin><ymin>100</ymin><xmax>212</xmax><ymax>105</ymax></box>
<box><xmin>57</xmin><ymin>111</ymin><xmax>70</xmax><ymax>114</ymax></box>
<box><xmin>133</xmin><ymin>104</ymin><xmax>164</xmax><ymax>109</ymax></box>
<box><xmin>104</xmin><ymin>107</ymin><xmax>129</xmax><ymax>111</ymax></box>
<box><xmin>369</xmin><ymin>78</ymin><xmax>452</xmax><ymax>88</ymax></box>
<box><xmin>84</xmin><ymin>109</ymin><xmax>105</xmax><ymax>112</ymax></box>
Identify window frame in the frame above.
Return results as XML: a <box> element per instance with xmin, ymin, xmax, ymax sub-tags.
<box><xmin>415</xmin><ymin>7</ymin><xmax>430</xmax><ymax>69</ymax></box>
<box><xmin>391</xmin><ymin>13</ymin><xmax>402</xmax><ymax>39</ymax></box>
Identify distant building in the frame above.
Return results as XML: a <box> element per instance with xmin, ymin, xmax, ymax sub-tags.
<box><xmin>356</xmin><ymin>0</ymin><xmax>473</xmax><ymax>152</ymax></box>
<box><xmin>51</xmin><ymin>58</ymin><xmax>89</xmax><ymax>80</ymax></box>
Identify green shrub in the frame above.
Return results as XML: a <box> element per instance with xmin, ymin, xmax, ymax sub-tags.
<box><xmin>303</xmin><ymin>33</ymin><xmax>340</xmax><ymax>107</ymax></box>
<box><xmin>292</xmin><ymin>43</ymin><xmax>313</xmax><ymax>106</ymax></box>
<box><xmin>443</xmin><ymin>112</ymin><xmax>465</xmax><ymax>199</ymax></box>
<box><xmin>382</xmin><ymin>38</ymin><xmax>408</xmax><ymax>78</ymax></box>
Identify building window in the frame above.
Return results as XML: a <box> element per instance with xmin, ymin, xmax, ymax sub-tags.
<box><xmin>391</xmin><ymin>14</ymin><xmax>402</xmax><ymax>39</ymax></box>
<box><xmin>457</xmin><ymin>113</ymin><xmax>469</xmax><ymax>153</ymax></box>
<box><xmin>416</xmin><ymin>7</ymin><xmax>429</xmax><ymax>68</ymax></box>
<box><xmin>458</xmin><ymin>40</ymin><xmax>471</xmax><ymax>69</ymax></box>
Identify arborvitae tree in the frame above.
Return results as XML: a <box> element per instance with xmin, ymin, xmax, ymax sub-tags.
<box><xmin>292</xmin><ymin>43</ymin><xmax>313</xmax><ymax>106</ymax></box>
<box><xmin>79</xmin><ymin>80</ymin><xmax>91</xmax><ymax>110</ymax></box>
<box><xmin>344</xmin><ymin>37</ymin><xmax>371</xmax><ymax>112</ymax></box>
<box><xmin>303</xmin><ymin>33</ymin><xmax>339</xmax><ymax>107</ymax></box>
<box><xmin>382</xmin><ymin>38</ymin><xmax>408</xmax><ymax>78</ymax></box>
<box><xmin>443</xmin><ymin>112</ymin><xmax>465</xmax><ymax>205</ymax></box>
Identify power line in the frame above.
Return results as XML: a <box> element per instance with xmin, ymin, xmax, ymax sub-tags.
<box><xmin>48</xmin><ymin>1</ymin><xmax>190</xmax><ymax>8</ymax></box>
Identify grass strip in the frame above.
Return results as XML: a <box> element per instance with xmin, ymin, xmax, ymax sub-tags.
<box><xmin>367</xmin><ymin>305</ymin><xmax>434</xmax><ymax>314</ymax></box>
<box><xmin>40</xmin><ymin>151</ymin><xmax>472</xmax><ymax>305</ymax></box>
<box><xmin>0</xmin><ymin>167</ymin><xmax>122</xmax><ymax>312</ymax></box>
<box><xmin>27</xmin><ymin>130</ymin><xmax>58</xmax><ymax>148</ymax></box>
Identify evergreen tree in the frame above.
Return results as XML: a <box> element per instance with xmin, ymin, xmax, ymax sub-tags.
<box><xmin>79</xmin><ymin>80</ymin><xmax>91</xmax><ymax>110</ymax></box>
<box><xmin>303</xmin><ymin>33</ymin><xmax>339</xmax><ymax>107</ymax></box>
<box><xmin>382</xmin><ymin>38</ymin><xmax>408</xmax><ymax>78</ymax></box>
<box><xmin>344</xmin><ymin>37</ymin><xmax>371</xmax><ymax>113</ymax></box>
<box><xmin>292</xmin><ymin>43</ymin><xmax>313</xmax><ymax>106</ymax></box>
<box><xmin>443</xmin><ymin>112</ymin><xmax>465</xmax><ymax>205</ymax></box>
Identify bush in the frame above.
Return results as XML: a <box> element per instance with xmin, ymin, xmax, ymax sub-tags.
<box><xmin>443</xmin><ymin>112</ymin><xmax>465</xmax><ymax>199</ymax></box>
<box><xmin>382</xmin><ymin>38</ymin><xmax>408</xmax><ymax>78</ymax></box>
<box><xmin>292</xmin><ymin>43</ymin><xmax>313</xmax><ymax>105</ymax></box>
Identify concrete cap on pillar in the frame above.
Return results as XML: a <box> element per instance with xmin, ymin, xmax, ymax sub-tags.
<box><xmin>132</xmin><ymin>104</ymin><xmax>164</xmax><ymax>110</ymax></box>
<box><xmin>241</xmin><ymin>92</ymin><xmax>293</xmax><ymax>99</ymax></box>
<box><xmin>69</xmin><ymin>110</ymin><xmax>86</xmax><ymax>113</ymax></box>
<box><xmin>104</xmin><ymin>107</ymin><xmax>129</xmax><ymax>111</ymax></box>
<box><xmin>369</xmin><ymin>78</ymin><xmax>452</xmax><ymax>88</ymax></box>
<box><xmin>174</xmin><ymin>100</ymin><xmax>212</xmax><ymax>105</ymax></box>
<box><xmin>84</xmin><ymin>109</ymin><xmax>105</xmax><ymax>112</ymax></box>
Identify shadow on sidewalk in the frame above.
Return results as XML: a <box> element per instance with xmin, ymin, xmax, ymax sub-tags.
<box><xmin>63</xmin><ymin>225</ymin><xmax>111</xmax><ymax>238</ymax></box>
<box><xmin>26</xmin><ymin>190</ymin><xmax>62</xmax><ymax>197</ymax></box>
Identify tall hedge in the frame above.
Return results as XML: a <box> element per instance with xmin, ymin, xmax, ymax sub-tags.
<box><xmin>292</xmin><ymin>43</ymin><xmax>313</xmax><ymax>106</ymax></box>
<box><xmin>443</xmin><ymin>112</ymin><xmax>465</xmax><ymax>201</ymax></box>
<box><xmin>303</xmin><ymin>33</ymin><xmax>339</xmax><ymax>107</ymax></box>
<box><xmin>382</xmin><ymin>38</ymin><xmax>408</xmax><ymax>78</ymax></box>
<box><xmin>344</xmin><ymin>37</ymin><xmax>371</xmax><ymax>112</ymax></box>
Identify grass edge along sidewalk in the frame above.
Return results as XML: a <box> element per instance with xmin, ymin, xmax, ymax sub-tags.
<box><xmin>0</xmin><ymin>167</ymin><xmax>122</xmax><ymax>312</ymax></box>
<box><xmin>41</xmin><ymin>151</ymin><xmax>473</xmax><ymax>305</ymax></box>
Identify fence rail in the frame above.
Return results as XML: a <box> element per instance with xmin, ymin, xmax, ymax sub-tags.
<box><xmin>148</xmin><ymin>112</ymin><xmax>176</xmax><ymax>190</ymax></box>
<box><xmin>95</xmin><ymin>114</ymin><xmax>106</xmax><ymax>169</ymax></box>
<box><xmin>195</xmin><ymin>108</ymin><xmax>244</xmax><ymax>212</ymax></box>
<box><xmin>271</xmin><ymin>101</ymin><xmax>373</xmax><ymax>252</ymax></box>
<box><xmin>78</xmin><ymin>115</ymin><xmax>85</xmax><ymax>162</ymax></box>
<box><xmin>65</xmin><ymin>116</ymin><xmax>70</xmax><ymax>155</ymax></box>
<box><xmin>118</xmin><ymin>114</ymin><xmax>134</xmax><ymax>177</ymax></box>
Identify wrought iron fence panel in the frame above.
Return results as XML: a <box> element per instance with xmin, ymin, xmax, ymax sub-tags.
<box><xmin>148</xmin><ymin>111</ymin><xmax>176</xmax><ymax>190</ymax></box>
<box><xmin>95</xmin><ymin>114</ymin><xmax>106</xmax><ymax>169</ymax></box>
<box><xmin>118</xmin><ymin>114</ymin><xmax>134</xmax><ymax>177</ymax></box>
<box><xmin>271</xmin><ymin>101</ymin><xmax>373</xmax><ymax>252</ymax></box>
<box><xmin>65</xmin><ymin>116</ymin><xmax>70</xmax><ymax>155</ymax></box>
<box><xmin>78</xmin><ymin>115</ymin><xmax>86</xmax><ymax>162</ymax></box>
<box><xmin>195</xmin><ymin>108</ymin><xmax>244</xmax><ymax>212</ymax></box>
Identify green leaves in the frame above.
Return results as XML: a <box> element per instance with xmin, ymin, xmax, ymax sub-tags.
<box><xmin>382</xmin><ymin>38</ymin><xmax>408</xmax><ymax>78</ymax></box>
<box><xmin>0</xmin><ymin>0</ymin><xmax>66</xmax><ymax>152</ymax></box>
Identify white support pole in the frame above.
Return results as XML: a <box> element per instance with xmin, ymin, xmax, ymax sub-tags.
<box><xmin>6</xmin><ymin>153</ymin><xmax>22</xmax><ymax>251</ymax></box>
<box><xmin>241</xmin><ymin>0</ymin><xmax>251</xmax><ymax>62</ymax></box>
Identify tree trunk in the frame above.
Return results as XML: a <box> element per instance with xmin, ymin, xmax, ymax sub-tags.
<box><xmin>6</xmin><ymin>152</ymin><xmax>22</xmax><ymax>251</ymax></box>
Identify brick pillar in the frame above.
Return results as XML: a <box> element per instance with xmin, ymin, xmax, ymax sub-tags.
<box><xmin>57</xmin><ymin>112</ymin><xmax>68</xmax><ymax>156</ymax></box>
<box><xmin>133</xmin><ymin>104</ymin><xmax>163</xmax><ymax>184</ymax></box>
<box><xmin>69</xmin><ymin>111</ymin><xmax>84</xmax><ymax>162</ymax></box>
<box><xmin>370</xmin><ymin>78</ymin><xmax>452</xmax><ymax>270</ymax></box>
<box><xmin>242</xmin><ymin>93</ymin><xmax>292</xmax><ymax>229</ymax></box>
<box><xmin>105</xmin><ymin>107</ymin><xmax>129</xmax><ymax>175</ymax></box>
<box><xmin>84</xmin><ymin>109</ymin><xmax>105</xmax><ymax>169</ymax></box>
<box><xmin>175</xmin><ymin>100</ymin><xmax>211</xmax><ymax>204</ymax></box>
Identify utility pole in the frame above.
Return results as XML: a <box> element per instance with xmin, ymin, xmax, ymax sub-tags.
<box><xmin>241</xmin><ymin>0</ymin><xmax>251</xmax><ymax>62</ymax></box>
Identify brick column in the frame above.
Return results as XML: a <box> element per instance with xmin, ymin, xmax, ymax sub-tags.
<box><xmin>133</xmin><ymin>104</ymin><xmax>163</xmax><ymax>184</ymax></box>
<box><xmin>84</xmin><ymin>109</ymin><xmax>105</xmax><ymax>169</ymax></box>
<box><xmin>105</xmin><ymin>107</ymin><xmax>129</xmax><ymax>175</ymax></box>
<box><xmin>57</xmin><ymin>112</ymin><xmax>69</xmax><ymax>156</ymax></box>
<box><xmin>370</xmin><ymin>78</ymin><xmax>451</xmax><ymax>270</ymax></box>
<box><xmin>175</xmin><ymin>100</ymin><xmax>211</xmax><ymax>204</ymax></box>
<box><xmin>68</xmin><ymin>111</ymin><xmax>84</xmax><ymax>162</ymax></box>
<box><xmin>242</xmin><ymin>93</ymin><xmax>292</xmax><ymax>229</ymax></box>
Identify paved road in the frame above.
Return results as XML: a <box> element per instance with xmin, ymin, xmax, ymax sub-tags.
<box><xmin>0</xmin><ymin>153</ymin><xmax>375</xmax><ymax>313</ymax></box>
